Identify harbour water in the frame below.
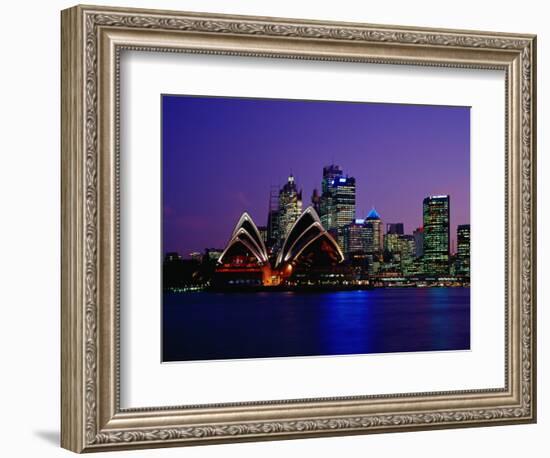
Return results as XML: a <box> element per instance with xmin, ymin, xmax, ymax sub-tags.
<box><xmin>162</xmin><ymin>287</ymin><xmax>470</xmax><ymax>362</ymax></box>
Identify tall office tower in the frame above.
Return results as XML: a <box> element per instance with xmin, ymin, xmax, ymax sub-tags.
<box><xmin>266</xmin><ymin>185</ymin><xmax>280</xmax><ymax>249</ymax></box>
<box><xmin>278</xmin><ymin>174</ymin><xmax>303</xmax><ymax>244</ymax></box>
<box><xmin>318</xmin><ymin>164</ymin><xmax>356</xmax><ymax>241</ymax></box>
<box><xmin>399</xmin><ymin>234</ymin><xmax>416</xmax><ymax>275</ymax></box>
<box><xmin>364</xmin><ymin>208</ymin><xmax>383</xmax><ymax>254</ymax></box>
<box><xmin>386</xmin><ymin>223</ymin><xmax>404</xmax><ymax>235</ymax></box>
<box><xmin>413</xmin><ymin>227</ymin><xmax>424</xmax><ymax>257</ymax></box>
<box><xmin>311</xmin><ymin>188</ymin><xmax>321</xmax><ymax>215</ymax></box>
<box><xmin>384</xmin><ymin>233</ymin><xmax>401</xmax><ymax>254</ymax></box>
<box><xmin>384</xmin><ymin>223</ymin><xmax>404</xmax><ymax>258</ymax></box>
<box><xmin>383</xmin><ymin>230</ymin><xmax>416</xmax><ymax>275</ymax></box>
<box><xmin>331</xmin><ymin>175</ymin><xmax>356</xmax><ymax>240</ymax></box>
<box><xmin>321</xmin><ymin>164</ymin><xmax>343</xmax><ymax>194</ymax></box>
<box><xmin>456</xmin><ymin>224</ymin><xmax>471</xmax><ymax>276</ymax></box>
<box><xmin>423</xmin><ymin>195</ymin><xmax>450</xmax><ymax>275</ymax></box>
<box><xmin>342</xmin><ymin>219</ymin><xmax>368</xmax><ymax>256</ymax></box>
<box><xmin>319</xmin><ymin>164</ymin><xmax>342</xmax><ymax>230</ymax></box>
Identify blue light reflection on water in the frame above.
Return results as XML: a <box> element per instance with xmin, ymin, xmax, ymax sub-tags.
<box><xmin>162</xmin><ymin>288</ymin><xmax>470</xmax><ymax>362</ymax></box>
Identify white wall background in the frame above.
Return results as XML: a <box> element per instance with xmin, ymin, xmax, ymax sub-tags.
<box><xmin>0</xmin><ymin>0</ymin><xmax>546</xmax><ymax>457</ymax></box>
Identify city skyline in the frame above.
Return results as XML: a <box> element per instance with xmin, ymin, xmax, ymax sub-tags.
<box><xmin>162</xmin><ymin>95</ymin><xmax>470</xmax><ymax>257</ymax></box>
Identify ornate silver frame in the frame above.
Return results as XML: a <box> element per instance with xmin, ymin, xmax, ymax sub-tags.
<box><xmin>61</xmin><ymin>4</ymin><xmax>537</xmax><ymax>453</ymax></box>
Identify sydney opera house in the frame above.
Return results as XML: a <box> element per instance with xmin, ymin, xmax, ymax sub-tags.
<box><xmin>214</xmin><ymin>207</ymin><xmax>347</xmax><ymax>288</ymax></box>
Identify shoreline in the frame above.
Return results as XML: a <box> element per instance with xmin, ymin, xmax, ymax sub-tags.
<box><xmin>165</xmin><ymin>283</ymin><xmax>470</xmax><ymax>294</ymax></box>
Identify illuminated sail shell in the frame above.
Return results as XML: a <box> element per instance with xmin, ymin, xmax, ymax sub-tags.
<box><xmin>218</xmin><ymin>207</ymin><xmax>344</xmax><ymax>270</ymax></box>
<box><xmin>276</xmin><ymin>206</ymin><xmax>344</xmax><ymax>268</ymax></box>
<box><xmin>218</xmin><ymin>212</ymin><xmax>268</xmax><ymax>265</ymax></box>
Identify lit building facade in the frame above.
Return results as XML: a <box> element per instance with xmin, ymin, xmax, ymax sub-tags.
<box><xmin>318</xmin><ymin>165</ymin><xmax>356</xmax><ymax>244</ymax></box>
<box><xmin>321</xmin><ymin>164</ymin><xmax>342</xmax><ymax>194</ymax></box>
<box><xmin>266</xmin><ymin>209</ymin><xmax>279</xmax><ymax>249</ymax></box>
<box><xmin>383</xmin><ymin>231</ymin><xmax>416</xmax><ymax>276</ymax></box>
<box><xmin>266</xmin><ymin>185</ymin><xmax>280</xmax><ymax>250</ymax></box>
<box><xmin>204</xmin><ymin>248</ymin><xmax>223</xmax><ymax>262</ymax></box>
<box><xmin>330</xmin><ymin>176</ymin><xmax>356</xmax><ymax>240</ymax></box>
<box><xmin>423</xmin><ymin>195</ymin><xmax>450</xmax><ymax>275</ymax></box>
<box><xmin>384</xmin><ymin>233</ymin><xmax>401</xmax><ymax>254</ymax></box>
<box><xmin>319</xmin><ymin>164</ymin><xmax>342</xmax><ymax>231</ymax></box>
<box><xmin>364</xmin><ymin>208</ymin><xmax>383</xmax><ymax>254</ymax></box>
<box><xmin>342</xmin><ymin>219</ymin><xmax>368</xmax><ymax>256</ymax></box>
<box><xmin>456</xmin><ymin>224</ymin><xmax>470</xmax><ymax>276</ymax></box>
<box><xmin>399</xmin><ymin>234</ymin><xmax>416</xmax><ymax>275</ymax></box>
<box><xmin>277</xmin><ymin>174</ymin><xmax>302</xmax><ymax>245</ymax></box>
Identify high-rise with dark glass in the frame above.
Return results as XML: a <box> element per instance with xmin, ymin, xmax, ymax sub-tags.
<box><xmin>386</xmin><ymin>223</ymin><xmax>404</xmax><ymax>235</ymax></box>
<box><xmin>413</xmin><ymin>227</ymin><xmax>424</xmax><ymax>257</ymax></box>
<box><xmin>456</xmin><ymin>224</ymin><xmax>470</xmax><ymax>276</ymax></box>
<box><xmin>423</xmin><ymin>195</ymin><xmax>450</xmax><ymax>275</ymax></box>
<box><xmin>321</xmin><ymin>164</ymin><xmax>342</xmax><ymax>193</ymax></box>
<box><xmin>318</xmin><ymin>164</ymin><xmax>356</xmax><ymax>242</ymax></box>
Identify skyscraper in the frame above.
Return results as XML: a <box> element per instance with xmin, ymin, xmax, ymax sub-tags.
<box><xmin>277</xmin><ymin>174</ymin><xmax>302</xmax><ymax>244</ymax></box>
<box><xmin>319</xmin><ymin>164</ymin><xmax>342</xmax><ymax>231</ymax></box>
<box><xmin>382</xmin><ymin>231</ymin><xmax>402</xmax><ymax>274</ymax></box>
<box><xmin>331</xmin><ymin>176</ymin><xmax>356</xmax><ymax>240</ymax></box>
<box><xmin>321</xmin><ymin>164</ymin><xmax>342</xmax><ymax>194</ymax></box>
<box><xmin>364</xmin><ymin>208</ymin><xmax>383</xmax><ymax>254</ymax></box>
<box><xmin>342</xmin><ymin>219</ymin><xmax>368</xmax><ymax>256</ymax></box>
<box><xmin>383</xmin><ymin>229</ymin><xmax>416</xmax><ymax>276</ymax></box>
<box><xmin>456</xmin><ymin>224</ymin><xmax>470</xmax><ymax>276</ymax></box>
<box><xmin>318</xmin><ymin>164</ymin><xmax>356</xmax><ymax>241</ymax></box>
<box><xmin>399</xmin><ymin>235</ymin><xmax>416</xmax><ymax>275</ymax></box>
<box><xmin>384</xmin><ymin>233</ymin><xmax>401</xmax><ymax>254</ymax></box>
<box><xmin>413</xmin><ymin>227</ymin><xmax>424</xmax><ymax>257</ymax></box>
<box><xmin>423</xmin><ymin>195</ymin><xmax>450</xmax><ymax>275</ymax></box>
<box><xmin>266</xmin><ymin>185</ymin><xmax>280</xmax><ymax>249</ymax></box>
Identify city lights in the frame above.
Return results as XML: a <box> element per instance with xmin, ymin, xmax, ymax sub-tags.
<box><xmin>163</xmin><ymin>166</ymin><xmax>469</xmax><ymax>291</ymax></box>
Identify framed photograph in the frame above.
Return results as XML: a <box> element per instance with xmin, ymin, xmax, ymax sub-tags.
<box><xmin>61</xmin><ymin>4</ymin><xmax>537</xmax><ymax>453</ymax></box>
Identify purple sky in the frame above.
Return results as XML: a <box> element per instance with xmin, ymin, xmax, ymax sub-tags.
<box><xmin>162</xmin><ymin>95</ymin><xmax>470</xmax><ymax>257</ymax></box>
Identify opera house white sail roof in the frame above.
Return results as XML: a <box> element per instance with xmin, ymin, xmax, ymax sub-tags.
<box><xmin>218</xmin><ymin>206</ymin><xmax>344</xmax><ymax>270</ymax></box>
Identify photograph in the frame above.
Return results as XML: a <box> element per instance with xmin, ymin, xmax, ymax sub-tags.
<box><xmin>161</xmin><ymin>95</ymin><xmax>471</xmax><ymax>362</ymax></box>
<box><xmin>58</xmin><ymin>4</ymin><xmax>536</xmax><ymax>452</ymax></box>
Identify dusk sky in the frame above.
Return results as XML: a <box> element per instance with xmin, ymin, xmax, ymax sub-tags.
<box><xmin>162</xmin><ymin>95</ymin><xmax>470</xmax><ymax>257</ymax></box>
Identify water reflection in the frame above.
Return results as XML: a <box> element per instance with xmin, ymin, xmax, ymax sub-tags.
<box><xmin>162</xmin><ymin>288</ymin><xmax>470</xmax><ymax>362</ymax></box>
